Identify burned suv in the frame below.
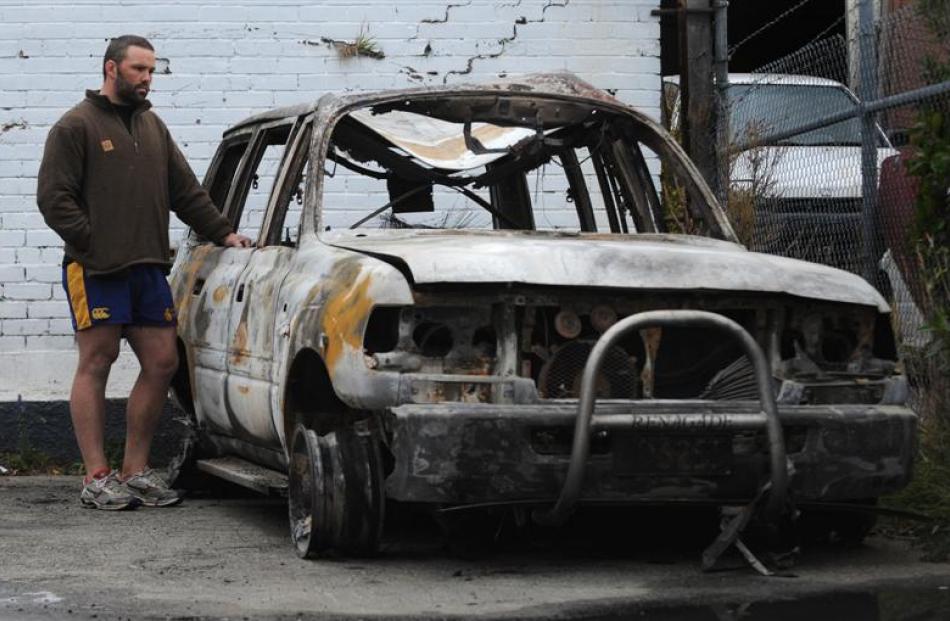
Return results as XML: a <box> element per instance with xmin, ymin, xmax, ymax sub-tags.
<box><xmin>168</xmin><ymin>74</ymin><xmax>915</xmax><ymax>560</ymax></box>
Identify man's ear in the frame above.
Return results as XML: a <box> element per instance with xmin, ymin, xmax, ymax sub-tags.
<box><xmin>104</xmin><ymin>59</ymin><xmax>118</xmax><ymax>80</ymax></box>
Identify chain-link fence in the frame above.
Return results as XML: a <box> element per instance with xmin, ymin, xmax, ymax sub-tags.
<box><xmin>693</xmin><ymin>1</ymin><xmax>950</xmax><ymax>425</ymax></box>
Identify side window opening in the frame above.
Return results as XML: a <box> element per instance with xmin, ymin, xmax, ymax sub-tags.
<box><xmin>206</xmin><ymin>139</ymin><xmax>249</xmax><ymax>209</ymax></box>
<box><xmin>262</xmin><ymin>119</ymin><xmax>313</xmax><ymax>248</ymax></box>
<box><xmin>192</xmin><ymin>136</ymin><xmax>250</xmax><ymax>242</ymax></box>
<box><xmin>228</xmin><ymin>123</ymin><xmax>294</xmax><ymax>244</ymax></box>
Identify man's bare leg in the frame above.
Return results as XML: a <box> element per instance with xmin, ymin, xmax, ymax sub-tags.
<box><xmin>71</xmin><ymin>325</ymin><xmax>123</xmax><ymax>477</ymax></box>
<box><xmin>122</xmin><ymin>325</ymin><xmax>178</xmax><ymax>476</ymax></box>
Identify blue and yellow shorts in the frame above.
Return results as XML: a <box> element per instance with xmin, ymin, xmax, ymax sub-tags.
<box><xmin>62</xmin><ymin>262</ymin><xmax>177</xmax><ymax>331</ymax></box>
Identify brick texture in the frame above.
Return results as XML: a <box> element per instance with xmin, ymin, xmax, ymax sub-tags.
<box><xmin>0</xmin><ymin>0</ymin><xmax>660</xmax><ymax>352</ymax></box>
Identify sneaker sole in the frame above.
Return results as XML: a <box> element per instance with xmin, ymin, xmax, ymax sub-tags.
<box><xmin>80</xmin><ymin>497</ymin><xmax>138</xmax><ymax>511</ymax></box>
<box><xmin>138</xmin><ymin>496</ymin><xmax>183</xmax><ymax>508</ymax></box>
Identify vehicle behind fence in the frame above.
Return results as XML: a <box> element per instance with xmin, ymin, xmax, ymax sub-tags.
<box><xmin>672</xmin><ymin>2</ymin><xmax>949</xmax><ymax>427</ymax></box>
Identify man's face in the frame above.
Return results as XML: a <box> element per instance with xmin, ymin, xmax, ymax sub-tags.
<box><xmin>109</xmin><ymin>45</ymin><xmax>156</xmax><ymax>105</ymax></box>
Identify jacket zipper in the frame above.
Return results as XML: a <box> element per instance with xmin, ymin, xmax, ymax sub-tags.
<box><xmin>131</xmin><ymin>110</ymin><xmax>139</xmax><ymax>153</ymax></box>
<box><xmin>109</xmin><ymin>105</ymin><xmax>139</xmax><ymax>153</ymax></box>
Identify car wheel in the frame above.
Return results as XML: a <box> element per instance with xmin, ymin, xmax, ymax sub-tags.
<box><xmin>288</xmin><ymin>424</ymin><xmax>385</xmax><ymax>559</ymax></box>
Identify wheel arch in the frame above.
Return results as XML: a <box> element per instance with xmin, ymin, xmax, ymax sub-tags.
<box><xmin>281</xmin><ymin>347</ymin><xmax>348</xmax><ymax>444</ymax></box>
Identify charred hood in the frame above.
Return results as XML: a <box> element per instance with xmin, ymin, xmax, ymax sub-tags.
<box><xmin>325</xmin><ymin>231</ymin><xmax>889</xmax><ymax>311</ymax></box>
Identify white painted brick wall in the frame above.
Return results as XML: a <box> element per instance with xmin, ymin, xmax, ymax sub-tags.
<box><xmin>0</xmin><ymin>0</ymin><xmax>661</xmax><ymax>355</ymax></box>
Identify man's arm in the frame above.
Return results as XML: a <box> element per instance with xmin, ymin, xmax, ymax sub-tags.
<box><xmin>36</xmin><ymin>123</ymin><xmax>92</xmax><ymax>252</ymax></box>
<box><xmin>166</xmin><ymin>135</ymin><xmax>252</xmax><ymax>247</ymax></box>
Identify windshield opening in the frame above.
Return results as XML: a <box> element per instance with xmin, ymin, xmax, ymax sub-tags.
<box><xmin>316</xmin><ymin>95</ymin><xmax>732</xmax><ymax>239</ymax></box>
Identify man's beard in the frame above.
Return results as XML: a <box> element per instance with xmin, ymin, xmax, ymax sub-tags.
<box><xmin>115</xmin><ymin>71</ymin><xmax>148</xmax><ymax>105</ymax></box>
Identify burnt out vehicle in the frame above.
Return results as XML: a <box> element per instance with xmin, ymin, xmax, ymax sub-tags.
<box><xmin>168</xmin><ymin>74</ymin><xmax>915</xmax><ymax>560</ymax></box>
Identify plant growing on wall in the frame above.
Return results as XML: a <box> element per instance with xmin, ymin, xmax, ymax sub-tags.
<box><xmin>321</xmin><ymin>27</ymin><xmax>385</xmax><ymax>60</ymax></box>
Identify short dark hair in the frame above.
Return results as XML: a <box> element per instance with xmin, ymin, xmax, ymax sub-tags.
<box><xmin>102</xmin><ymin>35</ymin><xmax>154</xmax><ymax>78</ymax></box>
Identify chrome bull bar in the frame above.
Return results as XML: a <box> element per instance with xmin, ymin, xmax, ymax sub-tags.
<box><xmin>533</xmin><ymin>310</ymin><xmax>789</xmax><ymax>525</ymax></box>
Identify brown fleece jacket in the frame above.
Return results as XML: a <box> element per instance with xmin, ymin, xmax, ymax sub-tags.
<box><xmin>37</xmin><ymin>90</ymin><xmax>233</xmax><ymax>275</ymax></box>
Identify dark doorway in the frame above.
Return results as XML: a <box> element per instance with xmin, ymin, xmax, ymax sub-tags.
<box><xmin>659</xmin><ymin>0</ymin><xmax>847</xmax><ymax>76</ymax></box>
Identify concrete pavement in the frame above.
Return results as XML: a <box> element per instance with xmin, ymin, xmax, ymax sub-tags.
<box><xmin>3</xmin><ymin>476</ymin><xmax>950</xmax><ymax>619</ymax></box>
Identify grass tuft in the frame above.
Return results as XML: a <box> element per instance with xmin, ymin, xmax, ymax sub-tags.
<box><xmin>321</xmin><ymin>29</ymin><xmax>385</xmax><ymax>60</ymax></box>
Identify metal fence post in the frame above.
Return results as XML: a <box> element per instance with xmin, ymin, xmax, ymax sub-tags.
<box><xmin>685</xmin><ymin>0</ymin><xmax>720</xmax><ymax>200</ymax></box>
<box><xmin>713</xmin><ymin>0</ymin><xmax>730</xmax><ymax>207</ymax></box>
<box><xmin>858</xmin><ymin>0</ymin><xmax>881</xmax><ymax>284</ymax></box>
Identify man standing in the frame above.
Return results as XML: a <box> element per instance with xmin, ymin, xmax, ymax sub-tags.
<box><xmin>36</xmin><ymin>35</ymin><xmax>252</xmax><ymax>510</ymax></box>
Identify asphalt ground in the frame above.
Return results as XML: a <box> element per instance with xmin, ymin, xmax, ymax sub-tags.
<box><xmin>2</xmin><ymin>476</ymin><xmax>950</xmax><ymax>620</ymax></box>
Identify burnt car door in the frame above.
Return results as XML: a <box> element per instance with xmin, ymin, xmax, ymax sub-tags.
<box><xmin>225</xmin><ymin>117</ymin><xmax>312</xmax><ymax>447</ymax></box>
<box><xmin>173</xmin><ymin>128</ymin><xmax>255</xmax><ymax>436</ymax></box>
<box><xmin>178</xmin><ymin>119</ymin><xmax>295</xmax><ymax>438</ymax></box>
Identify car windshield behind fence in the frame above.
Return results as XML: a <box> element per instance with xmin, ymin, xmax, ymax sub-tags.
<box><xmin>728</xmin><ymin>83</ymin><xmax>870</xmax><ymax>147</ymax></box>
<box><xmin>318</xmin><ymin>96</ymin><xmax>729</xmax><ymax>238</ymax></box>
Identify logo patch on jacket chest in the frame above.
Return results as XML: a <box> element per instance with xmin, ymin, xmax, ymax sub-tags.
<box><xmin>100</xmin><ymin>139</ymin><xmax>114</xmax><ymax>152</ymax></box>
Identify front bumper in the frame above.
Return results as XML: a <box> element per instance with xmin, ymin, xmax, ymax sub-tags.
<box><xmin>384</xmin><ymin>400</ymin><xmax>916</xmax><ymax>505</ymax></box>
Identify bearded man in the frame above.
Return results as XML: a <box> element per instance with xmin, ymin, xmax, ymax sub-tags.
<box><xmin>37</xmin><ymin>35</ymin><xmax>252</xmax><ymax>510</ymax></box>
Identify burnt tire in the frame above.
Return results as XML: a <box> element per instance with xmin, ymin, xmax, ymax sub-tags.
<box><xmin>288</xmin><ymin>424</ymin><xmax>385</xmax><ymax>559</ymax></box>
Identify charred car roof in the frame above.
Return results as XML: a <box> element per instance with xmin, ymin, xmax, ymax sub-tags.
<box><xmin>224</xmin><ymin>73</ymin><xmax>638</xmax><ymax>135</ymax></box>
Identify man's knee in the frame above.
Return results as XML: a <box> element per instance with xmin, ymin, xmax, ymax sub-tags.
<box><xmin>142</xmin><ymin>347</ymin><xmax>178</xmax><ymax>380</ymax></box>
<box><xmin>77</xmin><ymin>343</ymin><xmax>121</xmax><ymax>377</ymax></box>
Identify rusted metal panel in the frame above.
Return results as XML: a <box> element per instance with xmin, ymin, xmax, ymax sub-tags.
<box><xmin>192</xmin><ymin>367</ymin><xmax>231</xmax><ymax>434</ymax></box>
<box><xmin>276</xmin><ymin>248</ymin><xmax>413</xmax><ymax>422</ymax></box>
<box><xmin>171</xmin><ymin>244</ymin><xmax>250</xmax><ymax>436</ymax></box>
<box><xmin>225</xmin><ymin>246</ymin><xmax>295</xmax><ymax>447</ymax></box>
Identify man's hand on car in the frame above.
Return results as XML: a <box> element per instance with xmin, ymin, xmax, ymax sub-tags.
<box><xmin>222</xmin><ymin>232</ymin><xmax>254</xmax><ymax>248</ymax></box>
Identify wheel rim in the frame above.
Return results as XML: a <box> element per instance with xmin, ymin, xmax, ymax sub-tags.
<box><xmin>288</xmin><ymin>425</ymin><xmax>328</xmax><ymax>558</ymax></box>
<box><xmin>287</xmin><ymin>424</ymin><xmax>385</xmax><ymax>558</ymax></box>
